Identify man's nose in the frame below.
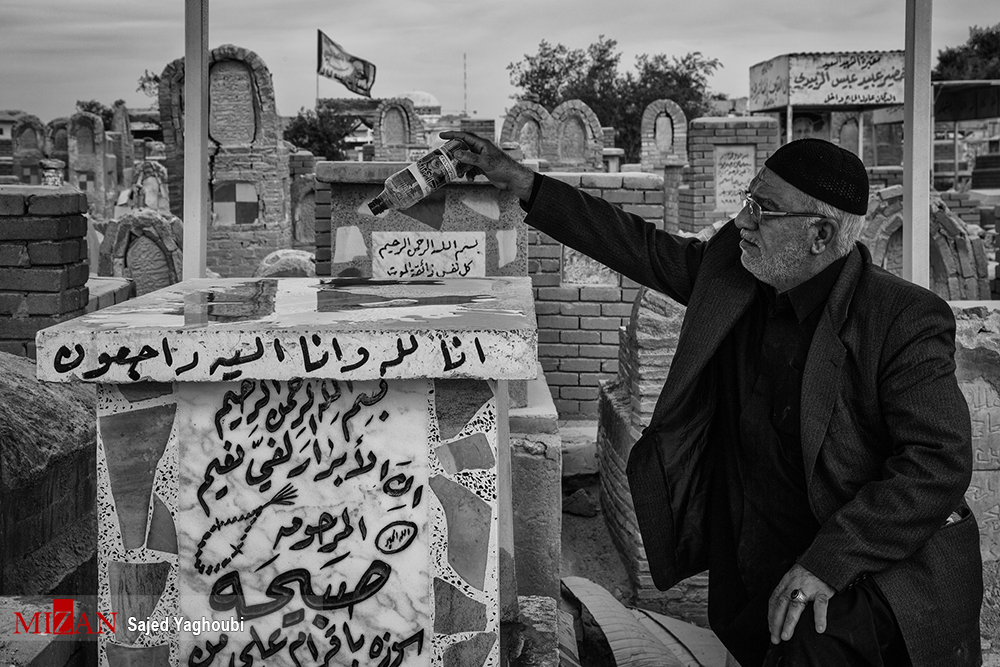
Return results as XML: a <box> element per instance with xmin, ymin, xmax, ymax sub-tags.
<box><xmin>734</xmin><ymin>205</ymin><xmax>756</xmax><ymax>230</ymax></box>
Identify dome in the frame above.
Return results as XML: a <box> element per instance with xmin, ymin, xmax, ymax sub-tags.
<box><xmin>396</xmin><ymin>91</ymin><xmax>441</xmax><ymax>111</ymax></box>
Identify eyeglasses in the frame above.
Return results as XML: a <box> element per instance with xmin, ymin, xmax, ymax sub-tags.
<box><xmin>739</xmin><ymin>189</ymin><xmax>827</xmax><ymax>226</ymax></box>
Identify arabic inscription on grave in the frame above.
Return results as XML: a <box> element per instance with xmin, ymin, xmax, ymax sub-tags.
<box><xmin>372</xmin><ymin>232</ymin><xmax>486</xmax><ymax>280</ymax></box>
<box><xmin>177</xmin><ymin>377</ymin><xmax>432</xmax><ymax>666</ymax></box>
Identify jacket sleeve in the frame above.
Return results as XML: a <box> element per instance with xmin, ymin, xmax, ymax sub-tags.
<box><xmin>525</xmin><ymin>175</ymin><xmax>710</xmax><ymax>306</ymax></box>
<box><xmin>797</xmin><ymin>293</ymin><xmax>972</xmax><ymax>592</ymax></box>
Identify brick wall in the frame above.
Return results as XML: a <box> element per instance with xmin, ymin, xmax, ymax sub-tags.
<box><xmin>530</xmin><ymin>172</ymin><xmax>663</xmax><ymax>418</ymax></box>
<box><xmin>867</xmin><ymin>166</ymin><xmax>904</xmax><ymax>190</ymax></box>
<box><xmin>289</xmin><ymin>150</ymin><xmax>315</xmax><ymax>177</ymax></box>
<box><xmin>0</xmin><ymin>184</ymin><xmax>89</xmax><ymax>359</ymax></box>
<box><xmin>679</xmin><ymin>117</ymin><xmax>780</xmax><ymax>234</ymax></box>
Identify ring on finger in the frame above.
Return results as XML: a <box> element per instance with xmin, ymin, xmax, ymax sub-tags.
<box><xmin>789</xmin><ymin>589</ymin><xmax>807</xmax><ymax>603</ymax></box>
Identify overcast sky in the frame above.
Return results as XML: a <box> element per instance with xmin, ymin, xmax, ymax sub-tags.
<box><xmin>1</xmin><ymin>0</ymin><xmax>996</xmax><ymax>126</ymax></box>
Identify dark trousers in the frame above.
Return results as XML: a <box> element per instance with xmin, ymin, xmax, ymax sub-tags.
<box><xmin>760</xmin><ymin>578</ymin><xmax>910</xmax><ymax>667</ymax></box>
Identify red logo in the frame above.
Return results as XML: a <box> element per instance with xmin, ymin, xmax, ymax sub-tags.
<box><xmin>13</xmin><ymin>599</ymin><xmax>115</xmax><ymax>635</ymax></box>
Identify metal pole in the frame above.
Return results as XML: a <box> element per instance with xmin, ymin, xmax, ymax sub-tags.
<box><xmin>183</xmin><ymin>0</ymin><xmax>209</xmax><ymax>280</ymax></box>
<box><xmin>953</xmin><ymin>121</ymin><xmax>960</xmax><ymax>189</ymax></box>
<box><xmin>786</xmin><ymin>105</ymin><xmax>793</xmax><ymax>144</ymax></box>
<box><xmin>902</xmin><ymin>0</ymin><xmax>932</xmax><ymax>288</ymax></box>
<box><xmin>857</xmin><ymin>112</ymin><xmax>865</xmax><ymax>161</ymax></box>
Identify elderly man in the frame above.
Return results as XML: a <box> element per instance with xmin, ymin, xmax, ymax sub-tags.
<box><xmin>442</xmin><ymin>131</ymin><xmax>982</xmax><ymax>667</ymax></box>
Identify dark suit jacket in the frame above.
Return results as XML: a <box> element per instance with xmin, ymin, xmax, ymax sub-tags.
<box><xmin>525</xmin><ymin>175</ymin><xmax>983</xmax><ymax>667</ymax></box>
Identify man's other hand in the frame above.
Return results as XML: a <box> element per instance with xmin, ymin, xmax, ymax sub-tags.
<box><xmin>767</xmin><ymin>564</ymin><xmax>837</xmax><ymax>644</ymax></box>
<box><xmin>439</xmin><ymin>131</ymin><xmax>536</xmax><ymax>202</ymax></box>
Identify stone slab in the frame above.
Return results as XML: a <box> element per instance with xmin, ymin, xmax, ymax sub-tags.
<box><xmin>508</xmin><ymin>363</ymin><xmax>559</xmax><ymax>435</ymax></box>
<box><xmin>37</xmin><ymin>277</ymin><xmax>537</xmax><ymax>383</ymax></box>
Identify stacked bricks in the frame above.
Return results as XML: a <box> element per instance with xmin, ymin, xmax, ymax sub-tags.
<box><xmin>862</xmin><ymin>186</ymin><xmax>991</xmax><ymax>300</ymax></box>
<box><xmin>972</xmin><ymin>153</ymin><xmax>1000</xmax><ymax>189</ymax></box>
<box><xmin>460</xmin><ymin>118</ymin><xmax>495</xmax><ymax>140</ymax></box>
<box><xmin>678</xmin><ymin>117</ymin><xmax>779</xmax><ymax>234</ymax></box>
<box><xmin>0</xmin><ymin>184</ymin><xmax>88</xmax><ymax>359</ymax></box>
<box><xmin>289</xmin><ymin>150</ymin><xmax>315</xmax><ymax>177</ymax></box>
<box><xmin>0</xmin><ymin>138</ymin><xmax>13</xmax><ymax>176</ymax></box>
<box><xmin>312</xmin><ymin>177</ymin><xmax>333</xmax><ymax>273</ymax></box>
<box><xmin>867</xmin><ymin>166</ymin><xmax>904</xmax><ymax>190</ymax></box>
<box><xmin>941</xmin><ymin>190</ymin><xmax>985</xmax><ymax>229</ymax></box>
<box><xmin>530</xmin><ymin>172</ymin><xmax>664</xmax><ymax>418</ymax></box>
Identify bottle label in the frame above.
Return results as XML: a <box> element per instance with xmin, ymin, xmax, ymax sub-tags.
<box><xmin>415</xmin><ymin>147</ymin><xmax>460</xmax><ymax>193</ymax></box>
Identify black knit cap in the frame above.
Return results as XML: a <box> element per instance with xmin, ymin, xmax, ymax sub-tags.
<box><xmin>764</xmin><ymin>139</ymin><xmax>869</xmax><ymax>215</ymax></box>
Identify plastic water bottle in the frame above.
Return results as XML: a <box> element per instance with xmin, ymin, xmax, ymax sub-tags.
<box><xmin>367</xmin><ymin>139</ymin><xmax>469</xmax><ymax>215</ymax></box>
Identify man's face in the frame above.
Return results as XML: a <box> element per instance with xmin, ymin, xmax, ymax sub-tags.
<box><xmin>735</xmin><ymin>168</ymin><xmax>819</xmax><ymax>291</ymax></box>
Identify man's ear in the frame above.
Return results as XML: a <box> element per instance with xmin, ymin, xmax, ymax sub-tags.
<box><xmin>811</xmin><ymin>218</ymin><xmax>840</xmax><ymax>255</ymax></box>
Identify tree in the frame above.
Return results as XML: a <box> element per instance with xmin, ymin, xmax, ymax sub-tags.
<box><xmin>75</xmin><ymin>100</ymin><xmax>114</xmax><ymax>130</ymax></box>
<box><xmin>933</xmin><ymin>23</ymin><xmax>1000</xmax><ymax>80</ymax></box>
<box><xmin>136</xmin><ymin>69</ymin><xmax>161</xmax><ymax>98</ymax></box>
<box><xmin>508</xmin><ymin>37</ymin><xmax>722</xmax><ymax>163</ymax></box>
<box><xmin>282</xmin><ymin>105</ymin><xmax>358</xmax><ymax>160</ymax></box>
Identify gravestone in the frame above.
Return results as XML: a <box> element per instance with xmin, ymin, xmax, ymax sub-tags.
<box><xmin>372</xmin><ymin>98</ymin><xmax>428</xmax><ymax>162</ymax></box>
<box><xmin>36</xmin><ymin>276</ymin><xmax>537</xmax><ymax>667</ymax></box>
<box><xmin>100</xmin><ymin>209</ymin><xmax>184</xmax><ymax>296</ymax></box>
<box><xmin>640</xmin><ymin>100</ymin><xmax>688</xmax><ymax>232</ymax></box>
<box><xmin>159</xmin><ymin>44</ymin><xmax>291</xmax><ymax>277</ymax></box>
<box><xmin>46</xmin><ymin>117</ymin><xmax>70</xmax><ymax>180</ymax></box>
<box><xmin>953</xmin><ymin>307</ymin><xmax>1000</xmax><ymax>649</ymax></box>
<box><xmin>549</xmin><ymin>101</ymin><xmax>604</xmax><ymax>171</ymax></box>
<box><xmin>290</xmin><ymin>175</ymin><xmax>316</xmax><ymax>248</ymax></box>
<box><xmin>314</xmin><ymin>163</ymin><xmax>527</xmax><ymax>282</ymax></box>
<box><xmin>111</xmin><ymin>101</ymin><xmax>136</xmax><ymax>192</ymax></box>
<box><xmin>129</xmin><ymin>161</ymin><xmax>171</xmax><ymax>213</ymax></box>
<box><xmin>499</xmin><ymin>101</ymin><xmax>552</xmax><ymax>162</ymax></box>
<box><xmin>678</xmin><ymin>117</ymin><xmax>780</xmax><ymax>234</ymax></box>
<box><xmin>861</xmin><ymin>186</ymin><xmax>990</xmax><ymax>300</ymax></box>
<box><xmin>69</xmin><ymin>111</ymin><xmax>108</xmax><ymax>216</ymax></box>
<box><xmin>12</xmin><ymin>114</ymin><xmax>45</xmax><ymax>185</ymax></box>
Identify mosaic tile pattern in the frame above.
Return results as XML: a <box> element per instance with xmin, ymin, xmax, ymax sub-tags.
<box><xmin>105</xmin><ymin>642</ymin><xmax>171</xmax><ymax>667</ymax></box>
<box><xmin>428</xmin><ymin>382</ymin><xmax>499</xmax><ymax>667</ymax></box>
<box><xmin>108</xmin><ymin>561</ymin><xmax>172</xmax><ymax>644</ymax></box>
<box><xmin>96</xmin><ymin>383</ymin><xmax>179</xmax><ymax>667</ymax></box>
<box><xmin>99</xmin><ymin>403</ymin><xmax>176</xmax><ymax>550</ymax></box>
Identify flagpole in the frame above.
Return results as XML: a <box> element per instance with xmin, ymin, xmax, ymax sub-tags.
<box><xmin>316</xmin><ymin>72</ymin><xmax>319</xmax><ymax>111</ymax></box>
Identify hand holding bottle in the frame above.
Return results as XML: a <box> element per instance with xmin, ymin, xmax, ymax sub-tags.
<box><xmin>439</xmin><ymin>131</ymin><xmax>536</xmax><ymax>202</ymax></box>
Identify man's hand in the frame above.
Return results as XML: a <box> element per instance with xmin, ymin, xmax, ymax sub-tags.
<box><xmin>767</xmin><ymin>564</ymin><xmax>837</xmax><ymax>644</ymax></box>
<box><xmin>439</xmin><ymin>130</ymin><xmax>536</xmax><ymax>202</ymax></box>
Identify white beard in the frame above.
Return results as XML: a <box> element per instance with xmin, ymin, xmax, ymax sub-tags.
<box><xmin>740</xmin><ymin>238</ymin><xmax>808</xmax><ymax>289</ymax></box>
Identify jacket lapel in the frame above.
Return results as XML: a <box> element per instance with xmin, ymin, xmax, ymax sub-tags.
<box><xmin>654</xmin><ymin>227</ymin><xmax>756</xmax><ymax>418</ymax></box>
<box><xmin>800</xmin><ymin>244</ymin><xmax>866</xmax><ymax>481</ymax></box>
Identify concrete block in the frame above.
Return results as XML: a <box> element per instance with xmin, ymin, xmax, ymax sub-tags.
<box><xmin>511</xmin><ymin>431</ymin><xmax>561</xmax><ymax>598</ymax></box>
<box><xmin>560</xmin><ymin>420</ymin><xmax>598</xmax><ymax>476</ymax></box>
